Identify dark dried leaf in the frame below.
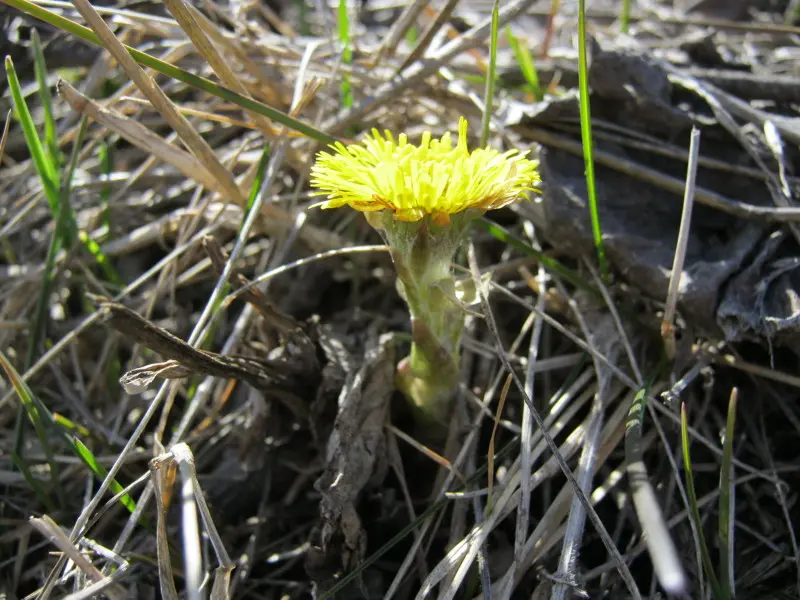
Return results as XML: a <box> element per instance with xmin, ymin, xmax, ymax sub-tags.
<box><xmin>308</xmin><ymin>333</ymin><xmax>394</xmax><ymax>597</ymax></box>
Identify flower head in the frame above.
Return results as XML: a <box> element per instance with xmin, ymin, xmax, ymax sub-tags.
<box><xmin>310</xmin><ymin>117</ymin><xmax>540</xmax><ymax>225</ymax></box>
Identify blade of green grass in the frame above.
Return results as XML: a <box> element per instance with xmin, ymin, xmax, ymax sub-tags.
<box><xmin>31</xmin><ymin>29</ymin><xmax>61</xmax><ymax>169</ymax></box>
<box><xmin>0</xmin><ymin>0</ymin><xmax>336</xmax><ymax>144</ymax></box>
<box><xmin>577</xmin><ymin>0</ymin><xmax>608</xmax><ymax>281</ymax></box>
<box><xmin>78</xmin><ymin>231</ymin><xmax>122</xmax><ymax>285</ymax></box>
<box><xmin>681</xmin><ymin>402</ymin><xmax>724</xmax><ymax>600</ymax></box>
<box><xmin>337</xmin><ymin>0</ymin><xmax>353</xmax><ymax>109</ymax></box>
<box><xmin>620</xmin><ymin>0</ymin><xmax>632</xmax><ymax>33</ymax></box>
<box><xmin>405</xmin><ymin>24</ymin><xmax>418</xmax><ymax>45</ymax></box>
<box><xmin>98</xmin><ymin>141</ymin><xmax>113</xmax><ymax>232</ymax></box>
<box><xmin>53</xmin><ymin>413</ymin><xmax>91</xmax><ymax>438</ymax></box>
<box><xmin>0</xmin><ymin>351</ymin><xmax>64</xmax><ymax>509</ymax></box>
<box><xmin>5</xmin><ymin>56</ymin><xmax>61</xmax><ymax>216</ymax></box>
<box><xmin>25</xmin><ymin>117</ymin><xmax>87</xmax><ymax>367</ymax></box>
<box><xmin>7</xmin><ymin>56</ymin><xmax>113</xmax><ymax>294</ymax></box>
<box><xmin>718</xmin><ymin>388</ymin><xmax>737</xmax><ymax>598</ymax></box>
<box><xmin>73</xmin><ymin>437</ymin><xmax>137</xmax><ymax>513</ymax></box>
<box><xmin>7</xmin><ymin>55</ymin><xmax>73</xmax><ymax>366</ymax></box>
<box><xmin>505</xmin><ymin>26</ymin><xmax>541</xmax><ymax>100</ymax></box>
<box><xmin>479</xmin><ymin>0</ymin><xmax>499</xmax><ymax>147</ymax></box>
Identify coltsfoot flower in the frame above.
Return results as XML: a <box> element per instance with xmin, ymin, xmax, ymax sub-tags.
<box><xmin>311</xmin><ymin>119</ymin><xmax>541</xmax><ymax>432</ymax></box>
<box><xmin>310</xmin><ymin>117</ymin><xmax>540</xmax><ymax>225</ymax></box>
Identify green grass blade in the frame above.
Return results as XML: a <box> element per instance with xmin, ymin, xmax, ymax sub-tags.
<box><xmin>73</xmin><ymin>437</ymin><xmax>137</xmax><ymax>513</ymax></box>
<box><xmin>790</xmin><ymin>1</ymin><xmax>800</xmax><ymax>24</ymax></box>
<box><xmin>246</xmin><ymin>144</ymin><xmax>271</xmax><ymax>211</ymax></box>
<box><xmin>620</xmin><ymin>0</ymin><xmax>632</xmax><ymax>33</ymax></box>
<box><xmin>31</xmin><ymin>28</ymin><xmax>61</xmax><ymax>169</ymax></box>
<box><xmin>577</xmin><ymin>0</ymin><xmax>608</xmax><ymax>281</ymax></box>
<box><xmin>405</xmin><ymin>24</ymin><xmax>418</xmax><ymax>45</ymax></box>
<box><xmin>0</xmin><ymin>351</ymin><xmax>64</xmax><ymax>508</ymax></box>
<box><xmin>2</xmin><ymin>0</ymin><xmax>337</xmax><ymax>144</ymax></box>
<box><xmin>681</xmin><ymin>402</ymin><xmax>724</xmax><ymax>599</ymax></box>
<box><xmin>337</xmin><ymin>0</ymin><xmax>353</xmax><ymax>108</ymax></box>
<box><xmin>5</xmin><ymin>56</ymin><xmax>60</xmax><ymax>214</ymax></box>
<box><xmin>98</xmin><ymin>141</ymin><xmax>113</xmax><ymax>232</ymax></box>
<box><xmin>505</xmin><ymin>26</ymin><xmax>541</xmax><ymax>100</ymax></box>
<box><xmin>718</xmin><ymin>388</ymin><xmax>737</xmax><ymax>598</ymax></box>
<box><xmin>53</xmin><ymin>413</ymin><xmax>91</xmax><ymax>437</ymax></box>
<box><xmin>79</xmin><ymin>231</ymin><xmax>122</xmax><ymax>285</ymax></box>
<box><xmin>479</xmin><ymin>0</ymin><xmax>500</xmax><ymax>147</ymax></box>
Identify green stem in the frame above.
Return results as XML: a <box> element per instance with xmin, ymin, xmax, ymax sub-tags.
<box><xmin>366</xmin><ymin>212</ymin><xmax>475</xmax><ymax>426</ymax></box>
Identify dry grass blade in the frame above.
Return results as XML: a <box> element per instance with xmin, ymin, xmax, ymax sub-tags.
<box><xmin>69</xmin><ymin>0</ymin><xmax>246</xmax><ymax>205</ymax></box>
<box><xmin>487</xmin><ymin>373</ymin><xmax>511</xmax><ymax>501</ymax></box>
<box><xmin>0</xmin><ymin>109</ymin><xmax>10</xmax><ymax>164</ymax></box>
<box><xmin>396</xmin><ymin>0</ymin><xmax>462</xmax><ymax>74</ymax></box>
<box><xmin>388</xmin><ymin>423</ymin><xmax>463</xmax><ymax>479</ymax></box>
<box><xmin>186</xmin><ymin>3</ymin><xmax>288</xmax><ymax>108</ymax></box>
<box><xmin>625</xmin><ymin>393</ymin><xmax>687</xmax><ymax>595</ymax></box>
<box><xmin>57</xmin><ymin>79</ymin><xmax>226</xmax><ymax>194</ymax></box>
<box><xmin>160</xmin><ymin>0</ymin><xmax>277</xmax><ymax>135</ymax></box>
<box><xmin>512</xmin><ymin>266</ymin><xmax>547</xmax><ymax>585</ymax></box>
<box><xmin>57</xmin><ymin>87</ymin><xmax>336</xmax><ymax>253</ymax></box>
<box><xmin>669</xmin><ymin>71</ymin><xmax>800</xmax><ymax>146</ymax></box>
<box><xmin>119</xmin><ymin>96</ymin><xmax>258</xmax><ymax>130</ymax></box>
<box><xmin>325</xmin><ymin>0</ymin><xmax>539</xmax><ymax>133</ymax></box>
<box><xmin>662</xmin><ymin>127</ymin><xmax>701</xmax><ymax>358</ymax></box>
<box><xmin>466</xmin><ymin>242</ymin><xmax>642</xmax><ymax>599</ymax></box>
<box><xmin>150</xmin><ymin>444</ymin><xmax>235</xmax><ymax>600</ymax></box>
<box><xmin>551</xmin><ymin>289</ymin><xmax>612</xmax><ymax>600</ymax></box>
<box><xmin>373</xmin><ymin>0</ymin><xmax>427</xmax><ymax>63</ymax></box>
<box><xmin>150</xmin><ymin>446</ymin><xmax>181</xmax><ymax>600</ymax></box>
<box><xmin>29</xmin><ymin>516</ymin><xmax>127</xmax><ymax>600</ymax></box>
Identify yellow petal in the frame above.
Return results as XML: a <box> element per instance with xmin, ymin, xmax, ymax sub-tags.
<box><xmin>309</xmin><ymin>119</ymin><xmax>541</xmax><ymax>223</ymax></box>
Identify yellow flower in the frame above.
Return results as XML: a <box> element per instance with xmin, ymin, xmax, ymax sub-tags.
<box><xmin>310</xmin><ymin>117</ymin><xmax>540</xmax><ymax>225</ymax></box>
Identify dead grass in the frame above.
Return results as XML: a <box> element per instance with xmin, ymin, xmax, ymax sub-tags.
<box><xmin>1</xmin><ymin>0</ymin><xmax>799</xmax><ymax>599</ymax></box>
